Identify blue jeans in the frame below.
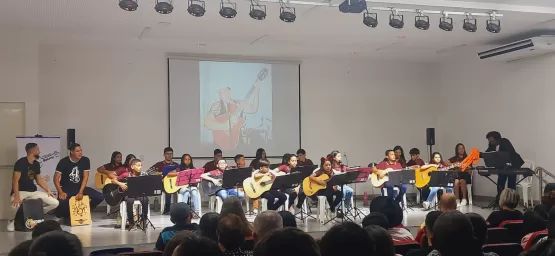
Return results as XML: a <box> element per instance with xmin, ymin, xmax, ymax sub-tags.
<box><xmin>337</xmin><ymin>185</ymin><xmax>353</xmax><ymax>209</ymax></box>
<box><xmin>217</xmin><ymin>189</ymin><xmax>245</xmax><ymax>200</ymax></box>
<box><xmin>426</xmin><ymin>187</ymin><xmax>453</xmax><ymax>203</ymax></box>
<box><xmin>382</xmin><ymin>183</ymin><xmax>407</xmax><ymax>202</ymax></box>
<box><xmin>178</xmin><ymin>187</ymin><xmax>201</xmax><ymax>213</ymax></box>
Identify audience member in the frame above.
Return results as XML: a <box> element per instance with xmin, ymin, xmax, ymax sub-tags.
<box><xmin>219</xmin><ymin>215</ymin><xmax>252</xmax><ymax>256</ymax></box>
<box><xmin>162</xmin><ymin>231</ymin><xmax>195</xmax><ymax>256</ymax></box>
<box><xmin>431</xmin><ymin>211</ymin><xmax>483</xmax><ymax>256</ymax></box>
<box><xmin>253</xmin><ymin>228</ymin><xmax>320</xmax><ymax>256</ymax></box>
<box><xmin>369</xmin><ymin>196</ymin><xmax>414</xmax><ymax>241</ymax></box>
<box><xmin>320</xmin><ymin>222</ymin><xmax>374</xmax><ymax>256</ymax></box>
<box><xmin>32</xmin><ymin>220</ymin><xmax>62</xmax><ymax>239</ymax></box>
<box><xmin>521</xmin><ymin>211</ymin><xmax>548</xmax><ymax>248</ymax></box>
<box><xmin>362</xmin><ymin>212</ymin><xmax>389</xmax><ymax>229</ymax></box>
<box><xmin>253</xmin><ymin>211</ymin><xmax>283</xmax><ymax>243</ymax></box>
<box><xmin>407</xmin><ymin>211</ymin><xmax>442</xmax><ymax>256</ymax></box>
<box><xmin>198</xmin><ymin>212</ymin><xmax>221</xmax><ymax>242</ymax></box>
<box><xmin>521</xmin><ymin>239</ymin><xmax>555</xmax><ymax>256</ymax></box>
<box><xmin>465</xmin><ymin>213</ymin><xmax>498</xmax><ymax>256</ymax></box>
<box><xmin>172</xmin><ymin>236</ymin><xmax>224</xmax><ymax>256</ymax></box>
<box><xmin>156</xmin><ymin>203</ymin><xmax>199</xmax><ymax>251</ymax></box>
<box><xmin>221</xmin><ymin>197</ymin><xmax>253</xmax><ymax>237</ymax></box>
<box><xmin>8</xmin><ymin>240</ymin><xmax>33</xmax><ymax>256</ymax></box>
<box><xmin>365</xmin><ymin>225</ymin><xmax>395</xmax><ymax>256</ymax></box>
<box><xmin>534</xmin><ymin>204</ymin><xmax>549</xmax><ymax>220</ymax></box>
<box><xmin>28</xmin><ymin>231</ymin><xmax>83</xmax><ymax>256</ymax></box>
<box><xmin>439</xmin><ymin>193</ymin><xmax>457</xmax><ymax>212</ymax></box>
<box><xmin>278</xmin><ymin>211</ymin><xmax>297</xmax><ymax>228</ymax></box>
<box><xmin>486</xmin><ymin>188</ymin><xmax>523</xmax><ymax>227</ymax></box>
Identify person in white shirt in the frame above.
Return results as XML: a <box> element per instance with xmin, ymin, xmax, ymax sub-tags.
<box><xmin>252</xmin><ymin>159</ymin><xmax>287</xmax><ymax>210</ymax></box>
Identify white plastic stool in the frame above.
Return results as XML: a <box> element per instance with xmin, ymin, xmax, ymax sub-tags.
<box><xmin>209</xmin><ymin>195</ymin><xmax>223</xmax><ymax>213</ymax></box>
<box><xmin>160</xmin><ymin>192</ymin><xmax>184</xmax><ymax>213</ymax></box>
<box><xmin>381</xmin><ymin>187</ymin><xmax>407</xmax><ymax>209</ymax></box>
<box><xmin>120</xmin><ymin>200</ymin><xmax>151</xmax><ymax>230</ymax></box>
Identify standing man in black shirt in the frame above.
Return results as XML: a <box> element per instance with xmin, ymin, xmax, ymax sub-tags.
<box><xmin>485</xmin><ymin>131</ymin><xmax>525</xmax><ymax>201</ymax></box>
<box><xmin>8</xmin><ymin>143</ymin><xmax>59</xmax><ymax>232</ymax></box>
<box><xmin>54</xmin><ymin>143</ymin><xmax>104</xmax><ymax>220</ymax></box>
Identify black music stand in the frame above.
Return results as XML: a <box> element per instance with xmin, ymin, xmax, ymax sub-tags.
<box><xmin>292</xmin><ymin>165</ymin><xmax>318</xmax><ymax>176</ymax></box>
<box><xmin>285</xmin><ymin>170</ymin><xmax>316</xmax><ymax>221</ymax></box>
<box><xmin>425</xmin><ymin>171</ymin><xmax>456</xmax><ymax>211</ymax></box>
<box><xmin>126</xmin><ymin>175</ymin><xmax>162</xmax><ymax>232</ymax></box>
<box><xmin>222</xmin><ymin>168</ymin><xmax>252</xmax><ymax>213</ymax></box>
<box><xmin>400</xmin><ymin>169</ymin><xmax>416</xmax><ymax>210</ymax></box>
<box><xmin>177</xmin><ymin>169</ymin><xmax>204</xmax><ymax>218</ymax></box>
<box><xmin>345</xmin><ymin>168</ymin><xmax>371</xmax><ymax>220</ymax></box>
<box><xmin>323</xmin><ymin>171</ymin><xmax>360</xmax><ymax>225</ymax></box>
<box><xmin>269</xmin><ymin>164</ymin><xmax>281</xmax><ymax>170</ymax></box>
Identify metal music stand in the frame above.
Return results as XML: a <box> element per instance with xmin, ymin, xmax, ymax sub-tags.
<box><xmin>176</xmin><ymin>168</ymin><xmax>204</xmax><ymax>218</ymax></box>
<box><xmin>345</xmin><ymin>167</ymin><xmax>371</xmax><ymax>219</ymax></box>
<box><xmin>425</xmin><ymin>171</ymin><xmax>456</xmax><ymax>211</ymax></box>
<box><xmin>323</xmin><ymin>171</ymin><xmax>360</xmax><ymax>225</ymax></box>
<box><xmin>291</xmin><ymin>165</ymin><xmax>318</xmax><ymax>176</ymax></box>
<box><xmin>221</xmin><ymin>168</ymin><xmax>252</xmax><ymax>213</ymax></box>
<box><xmin>400</xmin><ymin>169</ymin><xmax>416</xmax><ymax>210</ymax></box>
<box><xmin>126</xmin><ymin>175</ymin><xmax>162</xmax><ymax>232</ymax></box>
<box><xmin>287</xmin><ymin>170</ymin><xmax>317</xmax><ymax>221</ymax></box>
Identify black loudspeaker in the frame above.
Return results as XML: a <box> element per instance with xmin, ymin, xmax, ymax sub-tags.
<box><xmin>67</xmin><ymin>129</ymin><xmax>75</xmax><ymax>150</ymax></box>
<box><xmin>426</xmin><ymin>128</ymin><xmax>435</xmax><ymax>146</ymax></box>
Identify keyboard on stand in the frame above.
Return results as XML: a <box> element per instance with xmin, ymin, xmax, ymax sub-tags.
<box><xmin>477</xmin><ymin>167</ymin><xmax>534</xmax><ymax>177</ymax></box>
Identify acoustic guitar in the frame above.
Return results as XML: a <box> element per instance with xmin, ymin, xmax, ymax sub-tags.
<box><xmin>414</xmin><ymin>165</ymin><xmax>457</xmax><ymax>188</ymax></box>
<box><xmin>243</xmin><ymin>175</ymin><xmax>274</xmax><ymax>199</ymax></box>
<box><xmin>102</xmin><ymin>182</ymin><xmax>127</xmax><ymax>207</ymax></box>
<box><xmin>302</xmin><ymin>174</ymin><xmax>330</xmax><ymax>196</ymax></box>
<box><xmin>94</xmin><ymin>173</ymin><xmax>110</xmax><ymax>189</ymax></box>
<box><xmin>163</xmin><ymin>175</ymin><xmax>189</xmax><ymax>194</ymax></box>
<box><xmin>201</xmin><ymin>175</ymin><xmax>224</xmax><ymax>196</ymax></box>
<box><xmin>370</xmin><ymin>168</ymin><xmax>412</xmax><ymax>187</ymax></box>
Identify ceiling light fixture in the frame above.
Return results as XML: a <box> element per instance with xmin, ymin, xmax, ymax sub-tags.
<box><xmin>463</xmin><ymin>13</ymin><xmax>477</xmax><ymax>32</ymax></box>
<box><xmin>249</xmin><ymin>0</ymin><xmax>267</xmax><ymax>20</ymax></box>
<box><xmin>363</xmin><ymin>9</ymin><xmax>378</xmax><ymax>28</ymax></box>
<box><xmin>119</xmin><ymin>0</ymin><xmax>138</xmax><ymax>11</ymax></box>
<box><xmin>279</xmin><ymin>1</ymin><xmax>296</xmax><ymax>22</ymax></box>
<box><xmin>219</xmin><ymin>0</ymin><xmax>237</xmax><ymax>18</ymax></box>
<box><xmin>389</xmin><ymin>8</ymin><xmax>404</xmax><ymax>29</ymax></box>
<box><xmin>155</xmin><ymin>0</ymin><xmax>173</xmax><ymax>14</ymax></box>
<box><xmin>439</xmin><ymin>12</ymin><xmax>454</xmax><ymax>31</ymax></box>
<box><xmin>188</xmin><ymin>0</ymin><xmax>206</xmax><ymax>17</ymax></box>
<box><xmin>486</xmin><ymin>11</ymin><xmax>501</xmax><ymax>33</ymax></box>
<box><xmin>414</xmin><ymin>10</ymin><xmax>430</xmax><ymax>30</ymax></box>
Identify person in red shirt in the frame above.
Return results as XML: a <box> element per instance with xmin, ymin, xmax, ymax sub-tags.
<box><xmin>297</xmin><ymin>156</ymin><xmax>343</xmax><ymax>217</ymax></box>
<box><xmin>96</xmin><ymin>151</ymin><xmax>123</xmax><ymax>181</ymax></box>
<box><xmin>448</xmin><ymin>143</ymin><xmax>472</xmax><ymax>206</ymax></box>
<box><xmin>201</xmin><ymin>159</ymin><xmax>245</xmax><ymax>200</ymax></box>
<box><xmin>407</xmin><ymin>148</ymin><xmax>426</xmax><ymax>168</ymax></box>
<box><xmin>296</xmin><ymin>149</ymin><xmax>314</xmax><ymax>166</ymax></box>
<box><xmin>203</xmin><ymin>149</ymin><xmax>223</xmax><ymax>173</ymax></box>
<box><xmin>373</xmin><ymin>150</ymin><xmax>407</xmax><ymax>203</ymax></box>
<box><xmin>393</xmin><ymin>146</ymin><xmax>407</xmax><ymax>168</ymax></box>
<box><xmin>149</xmin><ymin>147</ymin><xmax>178</xmax><ymax>215</ymax></box>
<box><xmin>330</xmin><ymin>150</ymin><xmax>352</xmax><ymax>211</ymax></box>
<box><xmin>277</xmin><ymin>154</ymin><xmax>299</xmax><ymax>211</ymax></box>
<box><xmin>249</xmin><ymin>148</ymin><xmax>268</xmax><ymax>169</ymax></box>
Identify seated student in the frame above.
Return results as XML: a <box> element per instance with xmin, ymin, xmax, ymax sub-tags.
<box><xmin>150</xmin><ymin>147</ymin><xmax>179</xmax><ymax>214</ymax></box>
<box><xmin>407</xmin><ymin>148</ymin><xmax>425</xmax><ymax>168</ymax></box>
<box><xmin>249</xmin><ymin>148</ymin><xmax>268</xmax><ymax>169</ymax></box>
<box><xmin>521</xmin><ymin>211</ymin><xmax>547</xmax><ymax>248</ymax></box>
<box><xmin>449</xmin><ymin>143</ymin><xmax>472</xmax><ymax>206</ymax></box>
<box><xmin>296</xmin><ymin>149</ymin><xmax>314</xmax><ymax>166</ymax></box>
<box><xmin>421</xmin><ymin>152</ymin><xmax>454</xmax><ymax>210</ymax></box>
<box><xmin>276</xmin><ymin>154</ymin><xmax>298</xmax><ymax>211</ymax></box>
<box><xmin>201</xmin><ymin>158</ymin><xmax>245</xmax><ymax>200</ymax></box>
<box><xmin>177</xmin><ymin>154</ymin><xmax>201</xmax><ymax>215</ymax></box>
<box><xmin>252</xmin><ymin>159</ymin><xmax>287</xmax><ymax>210</ymax></box>
<box><xmin>373</xmin><ymin>150</ymin><xmax>408</xmax><ymax>203</ymax></box>
<box><xmin>119</xmin><ymin>159</ymin><xmax>149</xmax><ymax>230</ymax></box>
<box><xmin>203</xmin><ymin>149</ymin><xmax>223</xmax><ymax>173</ymax></box>
<box><xmin>155</xmin><ymin>203</ymin><xmax>199</xmax><ymax>251</ymax></box>
<box><xmin>369</xmin><ymin>196</ymin><xmax>414</xmax><ymax>242</ymax></box>
<box><xmin>486</xmin><ymin>188</ymin><xmax>523</xmax><ymax>227</ymax></box>
<box><xmin>330</xmin><ymin>150</ymin><xmax>353</xmax><ymax>211</ymax></box>
<box><xmin>95</xmin><ymin>151</ymin><xmax>123</xmax><ymax>182</ymax></box>
<box><xmin>234</xmin><ymin>154</ymin><xmax>247</xmax><ymax>168</ymax></box>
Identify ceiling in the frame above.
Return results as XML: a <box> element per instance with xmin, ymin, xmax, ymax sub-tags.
<box><xmin>1</xmin><ymin>0</ymin><xmax>555</xmax><ymax>61</ymax></box>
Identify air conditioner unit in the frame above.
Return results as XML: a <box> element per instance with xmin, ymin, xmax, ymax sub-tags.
<box><xmin>477</xmin><ymin>36</ymin><xmax>555</xmax><ymax>62</ymax></box>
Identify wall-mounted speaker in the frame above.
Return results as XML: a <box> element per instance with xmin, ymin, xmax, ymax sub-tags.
<box><xmin>67</xmin><ymin>129</ymin><xmax>75</xmax><ymax>150</ymax></box>
<box><xmin>426</xmin><ymin>128</ymin><xmax>435</xmax><ymax>146</ymax></box>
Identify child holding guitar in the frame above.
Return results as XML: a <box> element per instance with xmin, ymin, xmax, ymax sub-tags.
<box><xmin>373</xmin><ymin>150</ymin><xmax>408</xmax><ymax>204</ymax></box>
<box><xmin>421</xmin><ymin>152</ymin><xmax>455</xmax><ymax>210</ymax></box>
<box><xmin>120</xmin><ymin>159</ymin><xmax>149</xmax><ymax>230</ymax></box>
<box><xmin>200</xmin><ymin>158</ymin><xmax>245</xmax><ymax>200</ymax></box>
<box><xmin>251</xmin><ymin>159</ymin><xmax>287</xmax><ymax>210</ymax></box>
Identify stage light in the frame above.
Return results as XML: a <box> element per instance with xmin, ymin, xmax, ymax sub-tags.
<box><xmin>439</xmin><ymin>13</ymin><xmax>453</xmax><ymax>31</ymax></box>
<box><xmin>389</xmin><ymin>9</ymin><xmax>404</xmax><ymax>29</ymax></box>
<box><xmin>219</xmin><ymin>0</ymin><xmax>237</xmax><ymax>18</ymax></box>
<box><xmin>363</xmin><ymin>10</ymin><xmax>378</xmax><ymax>28</ymax></box>
<box><xmin>414</xmin><ymin>10</ymin><xmax>429</xmax><ymax>30</ymax></box>
<box><xmin>486</xmin><ymin>12</ymin><xmax>501</xmax><ymax>33</ymax></box>
<box><xmin>188</xmin><ymin>0</ymin><xmax>206</xmax><ymax>17</ymax></box>
<box><xmin>119</xmin><ymin>0</ymin><xmax>138</xmax><ymax>11</ymax></box>
<box><xmin>279</xmin><ymin>1</ymin><xmax>296</xmax><ymax>22</ymax></box>
<box><xmin>155</xmin><ymin>0</ymin><xmax>173</xmax><ymax>14</ymax></box>
<box><xmin>463</xmin><ymin>13</ymin><xmax>477</xmax><ymax>32</ymax></box>
<box><xmin>249</xmin><ymin>0</ymin><xmax>267</xmax><ymax>20</ymax></box>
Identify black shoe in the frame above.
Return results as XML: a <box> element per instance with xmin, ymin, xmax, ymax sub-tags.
<box><xmin>162</xmin><ymin>210</ymin><xmax>170</xmax><ymax>215</ymax></box>
<box><xmin>336</xmin><ymin>210</ymin><xmax>344</xmax><ymax>218</ymax></box>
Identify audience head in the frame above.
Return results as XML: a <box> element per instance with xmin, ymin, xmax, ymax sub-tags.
<box><xmin>465</xmin><ymin>213</ymin><xmax>488</xmax><ymax>247</ymax></box>
<box><xmin>218</xmin><ymin>215</ymin><xmax>247</xmax><ymax>251</ymax></box>
<box><xmin>172</xmin><ymin>235</ymin><xmax>224</xmax><ymax>256</ymax></box>
<box><xmin>163</xmin><ymin>231</ymin><xmax>195</xmax><ymax>256</ymax></box>
<box><xmin>432</xmin><ymin>211</ymin><xmax>481</xmax><ymax>256</ymax></box>
<box><xmin>255</xmin><ymin>148</ymin><xmax>266</xmax><ymax>160</ymax></box>
<box><xmin>369</xmin><ymin>196</ymin><xmax>403</xmax><ymax>228</ymax></box>
<box><xmin>32</xmin><ymin>220</ymin><xmax>62</xmax><ymax>239</ymax></box>
<box><xmin>362</xmin><ymin>212</ymin><xmax>389</xmax><ymax>229</ymax></box>
<box><xmin>320</xmin><ymin>222</ymin><xmax>374</xmax><ymax>256</ymax></box>
<box><xmin>534</xmin><ymin>204</ymin><xmax>550</xmax><ymax>220</ymax></box>
<box><xmin>253</xmin><ymin>228</ymin><xmax>320</xmax><ymax>256</ymax></box>
<box><xmin>278</xmin><ymin>211</ymin><xmax>297</xmax><ymax>228</ymax></box>
<box><xmin>29</xmin><ymin>231</ymin><xmax>83</xmax><ymax>256</ymax></box>
<box><xmin>221</xmin><ymin>196</ymin><xmax>252</xmax><ymax>237</ymax></box>
<box><xmin>439</xmin><ymin>193</ymin><xmax>457</xmax><ymax>212</ymax></box>
<box><xmin>523</xmin><ymin>210</ymin><xmax>548</xmax><ymax>235</ymax></box>
<box><xmin>214</xmin><ymin>149</ymin><xmax>223</xmax><ymax>159</ymax></box>
<box><xmin>254</xmin><ymin>211</ymin><xmax>283</xmax><ymax>242</ymax></box>
<box><xmin>170</xmin><ymin>203</ymin><xmax>192</xmax><ymax>225</ymax></box>
<box><xmin>522</xmin><ymin>238</ymin><xmax>555</xmax><ymax>256</ymax></box>
<box><xmin>198</xmin><ymin>212</ymin><xmax>221</xmax><ymax>242</ymax></box>
<box><xmin>499</xmin><ymin>188</ymin><xmax>520</xmax><ymax>209</ymax></box>
<box><xmin>365</xmin><ymin>225</ymin><xmax>395</xmax><ymax>256</ymax></box>
<box><xmin>424</xmin><ymin>211</ymin><xmax>443</xmax><ymax>247</ymax></box>
<box><xmin>9</xmin><ymin>240</ymin><xmax>33</xmax><ymax>256</ymax></box>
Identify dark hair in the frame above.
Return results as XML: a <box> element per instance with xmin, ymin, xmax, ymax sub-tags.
<box><xmin>365</xmin><ymin>225</ymin><xmax>395</xmax><ymax>256</ymax></box>
<box><xmin>409</xmin><ymin>148</ymin><xmax>420</xmax><ymax>155</ymax></box>
<box><xmin>124</xmin><ymin>154</ymin><xmax>136</xmax><ymax>167</ymax></box>
<box><xmin>29</xmin><ymin>231</ymin><xmax>83</xmax><ymax>256</ymax></box>
<box><xmin>9</xmin><ymin>240</ymin><xmax>33</xmax><ymax>256</ymax></box>
<box><xmin>432</xmin><ymin>211</ymin><xmax>481</xmax><ymax>256</ymax></box>
<box><xmin>32</xmin><ymin>220</ymin><xmax>62</xmax><ymax>239</ymax></box>
<box><xmin>297</xmin><ymin>149</ymin><xmax>306</xmax><ymax>155</ymax></box>
<box><xmin>424</xmin><ymin>211</ymin><xmax>443</xmax><ymax>233</ymax></box>
<box><xmin>523</xmin><ymin>239</ymin><xmax>555</xmax><ymax>256</ymax></box>
<box><xmin>218</xmin><ymin>215</ymin><xmax>246</xmax><ymax>251</ymax></box>
<box><xmin>330</xmin><ymin>150</ymin><xmax>341</xmax><ymax>165</ymax></box>
<box><xmin>286</xmin><ymin>154</ymin><xmax>297</xmax><ymax>167</ymax></box>
<box><xmin>173</xmin><ymin>236</ymin><xmax>224</xmax><ymax>256</ymax></box>
<box><xmin>253</xmin><ymin>227</ymin><xmax>320</xmax><ymax>256</ymax></box>
<box><xmin>369</xmin><ymin>196</ymin><xmax>403</xmax><ymax>228</ymax></box>
<box><xmin>162</xmin><ymin>231</ymin><xmax>195</xmax><ymax>256</ymax></box>
<box><xmin>465</xmin><ymin>213</ymin><xmax>488</xmax><ymax>247</ymax></box>
<box><xmin>549</xmin><ymin>207</ymin><xmax>555</xmax><ymax>239</ymax></box>
<box><xmin>214</xmin><ymin>149</ymin><xmax>222</xmax><ymax>156</ymax></box>
<box><xmin>220</xmin><ymin>197</ymin><xmax>252</xmax><ymax>237</ymax></box>
<box><xmin>534</xmin><ymin>204</ymin><xmax>550</xmax><ymax>220</ymax></box>
<box><xmin>281</xmin><ymin>153</ymin><xmax>291</xmax><ymax>164</ymax></box>
<box><xmin>430</xmin><ymin>152</ymin><xmax>445</xmax><ymax>165</ymax></box>
<box><xmin>321</xmin><ymin>155</ymin><xmax>332</xmax><ymax>168</ymax></box>
<box><xmin>384</xmin><ymin>149</ymin><xmax>394</xmax><ymax>156</ymax></box>
<box><xmin>455</xmin><ymin>143</ymin><xmax>468</xmax><ymax>158</ymax></box>
<box><xmin>180</xmin><ymin>154</ymin><xmax>194</xmax><ymax>169</ymax></box>
<box><xmin>258</xmin><ymin>159</ymin><xmax>270</xmax><ymax>169</ymax></box>
<box><xmin>198</xmin><ymin>212</ymin><xmax>221</xmax><ymax>242</ymax></box>
<box><xmin>68</xmin><ymin>143</ymin><xmax>81</xmax><ymax>151</ymax></box>
<box><xmin>255</xmin><ymin>148</ymin><xmax>266</xmax><ymax>160</ymax></box>
<box><xmin>486</xmin><ymin>131</ymin><xmax>502</xmax><ymax>141</ymax></box>
<box><xmin>129</xmin><ymin>159</ymin><xmax>141</xmax><ymax>167</ymax></box>
<box><xmin>234</xmin><ymin>154</ymin><xmax>244</xmax><ymax>164</ymax></box>
<box><xmin>320</xmin><ymin>222</ymin><xmax>374</xmax><ymax>256</ymax></box>
<box><xmin>362</xmin><ymin>212</ymin><xmax>389</xmax><ymax>229</ymax></box>
<box><xmin>163</xmin><ymin>147</ymin><xmax>173</xmax><ymax>154</ymax></box>
<box><xmin>25</xmin><ymin>143</ymin><xmax>38</xmax><ymax>153</ymax></box>
<box><xmin>110</xmin><ymin>151</ymin><xmax>122</xmax><ymax>166</ymax></box>
<box><xmin>278</xmin><ymin>211</ymin><xmax>297</xmax><ymax>228</ymax></box>
<box><xmin>393</xmin><ymin>146</ymin><xmax>406</xmax><ymax>162</ymax></box>
<box><xmin>523</xmin><ymin>210</ymin><xmax>547</xmax><ymax>235</ymax></box>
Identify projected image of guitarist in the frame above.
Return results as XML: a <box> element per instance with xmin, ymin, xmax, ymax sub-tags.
<box><xmin>204</xmin><ymin>68</ymin><xmax>268</xmax><ymax>151</ymax></box>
